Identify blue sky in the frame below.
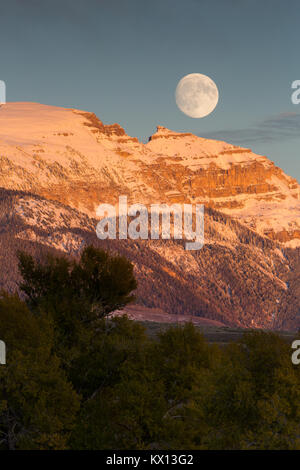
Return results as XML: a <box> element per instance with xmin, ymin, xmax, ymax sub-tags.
<box><xmin>1</xmin><ymin>0</ymin><xmax>300</xmax><ymax>179</ymax></box>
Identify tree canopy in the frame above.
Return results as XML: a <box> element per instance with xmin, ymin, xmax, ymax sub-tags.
<box><xmin>0</xmin><ymin>246</ymin><xmax>299</xmax><ymax>449</ymax></box>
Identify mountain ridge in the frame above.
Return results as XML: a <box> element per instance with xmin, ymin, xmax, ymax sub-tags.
<box><xmin>0</xmin><ymin>102</ymin><xmax>298</xmax><ymax>246</ymax></box>
<box><xmin>0</xmin><ymin>102</ymin><xmax>299</xmax><ymax>330</ymax></box>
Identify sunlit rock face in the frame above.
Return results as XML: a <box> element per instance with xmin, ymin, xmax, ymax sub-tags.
<box><xmin>0</xmin><ymin>102</ymin><xmax>299</xmax><ymax>246</ymax></box>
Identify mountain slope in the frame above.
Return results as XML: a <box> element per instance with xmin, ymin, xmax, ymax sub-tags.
<box><xmin>0</xmin><ymin>188</ymin><xmax>298</xmax><ymax>330</ymax></box>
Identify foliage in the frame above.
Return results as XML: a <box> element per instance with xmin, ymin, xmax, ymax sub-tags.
<box><xmin>0</xmin><ymin>247</ymin><xmax>299</xmax><ymax>450</ymax></box>
<box><xmin>17</xmin><ymin>246</ymin><xmax>137</xmax><ymax>365</ymax></box>
<box><xmin>0</xmin><ymin>293</ymin><xmax>79</xmax><ymax>449</ymax></box>
<box><xmin>18</xmin><ymin>245</ymin><xmax>137</xmax><ymax>317</ymax></box>
<box><xmin>70</xmin><ymin>326</ymin><xmax>300</xmax><ymax>450</ymax></box>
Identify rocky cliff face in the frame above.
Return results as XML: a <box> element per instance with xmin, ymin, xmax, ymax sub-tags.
<box><xmin>0</xmin><ymin>102</ymin><xmax>299</xmax><ymax>247</ymax></box>
<box><xmin>147</xmin><ymin>126</ymin><xmax>300</xmax><ymax>247</ymax></box>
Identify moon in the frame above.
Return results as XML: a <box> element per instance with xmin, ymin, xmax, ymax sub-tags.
<box><xmin>175</xmin><ymin>73</ymin><xmax>219</xmax><ymax>118</ymax></box>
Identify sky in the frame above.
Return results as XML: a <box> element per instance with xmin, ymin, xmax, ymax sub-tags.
<box><xmin>1</xmin><ymin>0</ymin><xmax>300</xmax><ymax>179</ymax></box>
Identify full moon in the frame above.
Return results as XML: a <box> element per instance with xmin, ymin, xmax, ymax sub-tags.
<box><xmin>175</xmin><ymin>73</ymin><xmax>219</xmax><ymax>118</ymax></box>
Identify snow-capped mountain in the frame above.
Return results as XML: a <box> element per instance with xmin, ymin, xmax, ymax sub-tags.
<box><xmin>0</xmin><ymin>102</ymin><xmax>299</xmax><ymax>330</ymax></box>
<box><xmin>0</xmin><ymin>102</ymin><xmax>299</xmax><ymax>247</ymax></box>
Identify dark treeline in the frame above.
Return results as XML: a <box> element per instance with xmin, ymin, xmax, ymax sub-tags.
<box><xmin>0</xmin><ymin>246</ymin><xmax>300</xmax><ymax>450</ymax></box>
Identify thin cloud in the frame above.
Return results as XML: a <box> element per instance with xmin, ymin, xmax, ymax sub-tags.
<box><xmin>201</xmin><ymin>112</ymin><xmax>300</xmax><ymax>144</ymax></box>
